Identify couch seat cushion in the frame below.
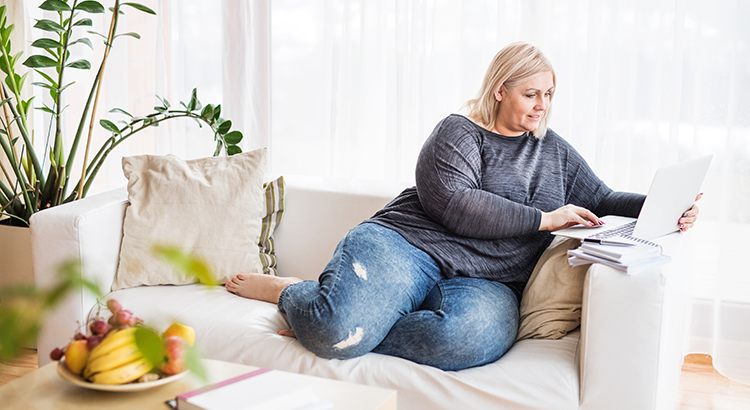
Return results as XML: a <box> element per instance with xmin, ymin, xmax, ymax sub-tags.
<box><xmin>107</xmin><ymin>284</ymin><xmax>579</xmax><ymax>410</ymax></box>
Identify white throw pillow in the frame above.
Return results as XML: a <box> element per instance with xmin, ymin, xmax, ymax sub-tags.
<box><xmin>112</xmin><ymin>148</ymin><xmax>267</xmax><ymax>290</ymax></box>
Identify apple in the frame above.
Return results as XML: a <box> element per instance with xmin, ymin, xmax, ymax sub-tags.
<box><xmin>162</xmin><ymin>322</ymin><xmax>195</xmax><ymax>347</ymax></box>
<box><xmin>64</xmin><ymin>339</ymin><xmax>90</xmax><ymax>375</ymax></box>
<box><xmin>159</xmin><ymin>336</ymin><xmax>188</xmax><ymax>375</ymax></box>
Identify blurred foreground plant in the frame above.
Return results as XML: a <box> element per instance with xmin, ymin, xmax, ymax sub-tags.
<box><xmin>0</xmin><ymin>260</ymin><xmax>100</xmax><ymax>361</ymax></box>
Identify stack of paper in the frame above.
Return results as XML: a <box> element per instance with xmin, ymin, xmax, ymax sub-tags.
<box><xmin>567</xmin><ymin>239</ymin><xmax>670</xmax><ymax>274</ymax></box>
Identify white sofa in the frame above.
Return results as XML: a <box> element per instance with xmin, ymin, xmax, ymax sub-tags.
<box><xmin>31</xmin><ymin>176</ymin><xmax>690</xmax><ymax>410</ymax></box>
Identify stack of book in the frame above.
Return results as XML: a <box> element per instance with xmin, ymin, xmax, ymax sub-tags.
<box><xmin>567</xmin><ymin>238</ymin><xmax>671</xmax><ymax>274</ymax></box>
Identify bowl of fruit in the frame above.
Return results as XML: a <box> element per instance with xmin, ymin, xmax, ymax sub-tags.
<box><xmin>51</xmin><ymin>299</ymin><xmax>196</xmax><ymax>392</ymax></box>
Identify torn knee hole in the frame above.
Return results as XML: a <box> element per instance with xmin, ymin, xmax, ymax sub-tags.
<box><xmin>333</xmin><ymin>327</ymin><xmax>364</xmax><ymax>349</ymax></box>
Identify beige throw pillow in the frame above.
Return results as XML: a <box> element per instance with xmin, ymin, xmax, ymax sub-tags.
<box><xmin>516</xmin><ymin>236</ymin><xmax>589</xmax><ymax>341</ymax></box>
<box><xmin>112</xmin><ymin>148</ymin><xmax>267</xmax><ymax>290</ymax></box>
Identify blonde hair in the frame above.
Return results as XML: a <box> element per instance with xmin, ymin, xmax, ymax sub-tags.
<box><xmin>466</xmin><ymin>42</ymin><xmax>555</xmax><ymax>139</ymax></box>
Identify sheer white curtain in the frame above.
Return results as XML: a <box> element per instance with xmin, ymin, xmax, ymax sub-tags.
<box><xmin>24</xmin><ymin>0</ymin><xmax>749</xmax><ymax>385</ymax></box>
<box><xmin>269</xmin><ymin>0</ymin><xmax>750</xmax><ymax>384</ymax></box>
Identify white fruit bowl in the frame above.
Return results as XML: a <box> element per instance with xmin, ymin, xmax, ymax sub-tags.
<box><xmin>57</xmin><ymin>359</ymin><xmax>188</xmax><ymax>392</ymax></box>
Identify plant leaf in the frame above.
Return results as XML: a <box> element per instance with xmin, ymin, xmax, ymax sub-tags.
<box><xmin>121</xmin><ymin>2</ymin><xmax>157</xmax><ymax>15</ymax></box>
<box><xmin>23</xmin><ymin>54</ymin><xmax>58</xmax><ymax>68</ymax></box>
<box><xmin>115</xmin><ymin>32</ymin><xmax>140</xmax><ymax>40</ymax></box>
<box><xmin>134</xmin><ymin>327</ymin><xmax>163</xmax><ymax>368</ymax></box>
<box><xmin>76</xmin><ymin>1</ymin><xmax>105</xmax><ymax>13</ymax></box>
<box><xmin>200</xmin><ymin>104</ymin><xmax>214</xmax><ymax>122</ymax></box>
<box><xmin>186</xmin><ymin>88</ymin><xmax>198</xmax><ymax>111</ymax></box>
<box><xmin>35</xmin><ymin>105</ymin><xmax>57</xmax><ymax>115</ymax></box>
<box><xmin>226</xmin><ymin>145</ymin><xmax>242</xmax><ymax>155</ymax></box>
<box><xmin>34</xmin><ymin>69</ymin><xmax>58</xmax><ymax>88</ymax></box>
<box><xmin>86</xmin><ymin>30</ymin><xmax>108</xmax><ymax>40</ymax></box>
<box><xmin>66</xmin><ymin>59</ymin><xmax>91</xmax><ymax>69</ymax></box>
<box><xmin>31</xmin><ymin>38</ymin><xmax>63</xmax><ymax>49</ymax></box>
<box><xmin>70</xmin><ymin>37</ymin><xmax>93</xmax><ymax>49</ymax></box>
<box><xmin>152</xmin><ymin>245</ymin><xmax>218</xmax><ymax>286</ymax></box>
<box><xmin>216</xmin><ymin>120</ymin><xmax>232</xmax><ymax>135</ymax></box>
<box><xmin>9</xmin><ymin>51</ymin><xmax>23</xmax><ymax>69</ymax></box>
<box><xmin>156</xmin><ymin>95</ymin><xmax>170</xmax><ymax>109</ymax></box>
<box><xmin>185</xmin><ymin>345</ymin><xmax>207</xmax><ymax>381</ymax></box>
<box><xmin>16</xmin><ymin>71</ymin><xmax>28</xmax><ymax>90</ymax></box>
<box><xmin>39</xmin><ymin>0</ymin><xmax>71</xmax><ymax>12</ymax></box>
<box><xmin>32</xmin><ymin>81</ymin><xmax>54</xmax><ymax>89</ymax></box>
<box><xmin>99</xmin><ymin>119</ymin><xmax>120</xmax><ymax>134</ymax></box>
<box><xmin>58</xmin><ymin>81</ymin><xmax>75</xmax><ymax>93</ymax></box>
<box><xmin>34</xmin><ymin>19</ymin><xmax>65</xmax><ymax>34</ymax></box>
<box><xmin>224</xmin><ymin>130</ymin><xmax>243</xmax><ymax>145</ymax></box>
<box><xmin>109</xmin><ymin>107</ymin><xmax>133</xmax><ymax>117</ymax></box>
<box><xmin>72</xmin><ymin>18</ymin><xmax>93</xmax><ymax>27</ymax></box>
<box><xmin>212</xmin><ymin>104</ymin><xmax>221</xmax><ymax>121</ymax></box>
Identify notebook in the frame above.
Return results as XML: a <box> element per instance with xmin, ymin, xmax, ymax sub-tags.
<box><xmin>552</xmin><ymin>155</ymin><xmax>712</xmax><ymax>244</ymax></box>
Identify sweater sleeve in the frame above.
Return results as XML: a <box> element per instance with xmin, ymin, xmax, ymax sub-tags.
<box><xmin>593</xmin><ymin>191</ymin><xmax>646</xmax><ymax>218</ymax></box>
<box><xmin>414</xmin><ymin>118</ymin><xmax>541</xmax><ymax>239</ymax></box>
<box><xmin>560</xmin><ymin>139</ymin><xmax>646</xmax><ymax>217</ymax></box>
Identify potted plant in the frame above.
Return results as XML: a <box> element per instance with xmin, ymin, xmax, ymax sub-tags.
<box><xmin>0</xmin><ymin>0</ymin><xmax>244</xmax><ymax>227</ymax></box>
<box><xmin>0</xmin><ymin>0</ymin><xmax>244</xmax><ymax>287</ymax></box>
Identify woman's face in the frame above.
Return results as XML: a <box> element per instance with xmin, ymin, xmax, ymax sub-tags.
<box><xmin>493</xmin><ymin>71</ymin><xmax>554</xmax><ymax>136</ymax></box>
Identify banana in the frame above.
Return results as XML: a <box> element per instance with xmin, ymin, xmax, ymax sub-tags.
<box><xmin>87</xmin><ymin>327</ymin><xmax>138</xmax><ymax>363</ymax></box>
<box><xmin>83</xmin><ymin>343</ymin><xmax>142</xmax><ymax>379</ymax></box>
<box><xmin>89</xmin><ymin>356</ymin><xmax>154</xmax><ymax>385</ymax></box>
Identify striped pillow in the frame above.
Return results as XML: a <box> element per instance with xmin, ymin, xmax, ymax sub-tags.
<box><xmin>259</xmin><ymin>176</ymin><xmax>285</xmax><ymax>276</ymax></box>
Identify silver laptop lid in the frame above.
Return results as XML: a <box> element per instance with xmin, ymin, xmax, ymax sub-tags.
<box><xmin>632</xmin><ymin>155</ymin><xmax>712</xmax><ymax>240</ymax></box>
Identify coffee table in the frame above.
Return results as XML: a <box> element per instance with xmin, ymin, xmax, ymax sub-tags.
<box><xmin>0</xmin><ymin>358</ymin><xmax>397</xmax><ymax>409</ymax></box>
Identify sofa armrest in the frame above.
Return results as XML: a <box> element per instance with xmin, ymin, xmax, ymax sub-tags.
<box><xmin>30</xmin><ymin>187</ymin><xmax>128</xmax><ymax>366</ymax></box>
<box><xmin>578</xmin><ymin>233</ymin><xmax>688</xmax><ymax>410</ymax></box>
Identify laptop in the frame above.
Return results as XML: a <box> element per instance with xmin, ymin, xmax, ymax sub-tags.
<box><xmin>552</xmin><ymin>155</ymin><xmax>713</xmax><ymax>244</ymax></box>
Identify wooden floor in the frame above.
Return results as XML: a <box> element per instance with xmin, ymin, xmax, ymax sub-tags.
<box><xmin>1</xmin><ymin>350</ymin><xmax>749</xmax><ymax>408</ymax></box>
<box><xmin>676</xmin><ymin>354</ymin><xmax>750</xmax><ymax>409</ymax></box>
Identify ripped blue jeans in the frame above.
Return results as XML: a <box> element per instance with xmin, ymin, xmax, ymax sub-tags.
<box><xmin>277</xmin><ymin>223</ymin><xmax>519</xmax><ymax>371</ymax></box>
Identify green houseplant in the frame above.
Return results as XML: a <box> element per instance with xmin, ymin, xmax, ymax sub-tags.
<box><xmin>0</xmin><ymin>0</ymin><xmax>244</xmax><ymax>227</ymax></box>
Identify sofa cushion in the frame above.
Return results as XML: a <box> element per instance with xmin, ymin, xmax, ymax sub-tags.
<box><xmin>516</xmin><ymin>236</ymin><xmax>588</xmax><ymax>341</ymax></box>
<box><xmin>113</xmin><ymin>149</ymin><xmax>267</xmax><ymax>290</ymax></box>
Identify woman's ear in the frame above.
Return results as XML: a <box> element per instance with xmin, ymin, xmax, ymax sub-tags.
<box><xmin>494</xmin><ymin>85</ymin><xmax>504</xmax><ymax>102</ymax></box>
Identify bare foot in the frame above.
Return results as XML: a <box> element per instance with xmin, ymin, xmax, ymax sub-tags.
<box><xmin>277</xmin><ymin>329</ymin><xmax>297</xmax><ymax>338</ymax></box>
<box><xmin>225</xmin><ymin>273</ymin><xmax>302</xmax><ymax>304</ymax></box>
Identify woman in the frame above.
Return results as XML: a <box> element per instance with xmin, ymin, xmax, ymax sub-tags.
<box><xmin>226</xmin><ymin>42</ymin><xmax>701</xmax><ymax>371</ymax></box>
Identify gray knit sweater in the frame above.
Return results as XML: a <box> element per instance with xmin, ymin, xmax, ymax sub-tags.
<box><xmin>367</xmin><ymin>114</ymin><xmax>646</xmax><ymax>300</ymax></box>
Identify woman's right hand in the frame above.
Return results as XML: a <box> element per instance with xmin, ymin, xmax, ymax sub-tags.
<box><xmin>539</xmin><ymin>204</ymin><xmax>602</xmax><ymax>232</ymax></box>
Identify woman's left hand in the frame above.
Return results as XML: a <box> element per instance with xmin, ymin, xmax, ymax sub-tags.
<box><xmin>679</xmin><ymin>193</ymin><xmax>703</xmax><ymax>232</ymax></box>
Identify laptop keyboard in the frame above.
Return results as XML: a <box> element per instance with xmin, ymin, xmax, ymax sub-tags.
<box><xmin>591</xmin><ymin>220</ymin><xmax>660</xmax><ymax>247</ymax></box>
<box><xmin>591</xmin><ymin>221</ymin><xmax>636</xmax><ymax>239</ymax></box>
